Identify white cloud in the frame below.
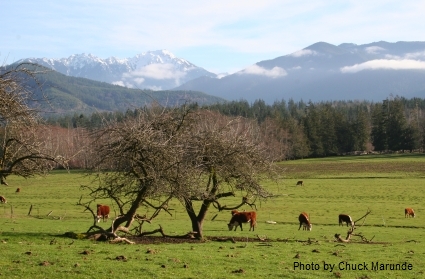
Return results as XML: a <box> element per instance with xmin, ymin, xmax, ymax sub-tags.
<box><xmin>364</xmin><ymin>46</ymin><xmax>386</xmax><ymax>54</ymax></box>
<box><xmin>290</xmin><ymin>66</ymin><xmax>302</xmax><ymax>70</ymax></box>
<box><xmin>133</xmin><ymin>77</ymin><xmax>145</xmax><ymax>85</ymax></box>
<box><xmin>112</xmin><ymin>81</ymin><xmax>125</xmax><ymax>87</ymax></box>
<box><xmin>238</xmin><ymin>65</ymin><xmax>287</xmax><ymax>78</ymax></box>
<box><xmin>216</xmin><ymin>73</ymin><xmax>228</xmax><ymax>79</ymax></box>
<box><xmin>115</xmin><ymin>63</ymin><xmax>186</xmax><ymax>89</ymax></box>
<box><xmin>289</xmin><ymin>49</ymin><xmax>318</xmax><ymax>57</ymax></box>
<box><xmin>112</xmin><ymin>80</ymin><xmax>137</xmax><ymax>88</ymax></box>
<box><xmin>123</xmin><ymin>63</ymin><xmax>186</xmax><ymax>80</ymax></box>
<box><xmin>341</xmin><ymin>59</ymin><xmax>425</xmax><ymax>73</ymax></box>
<box><xmin>404</xmin><ymin>51</ymin><xmax>425</xmax><ymax>59</ymax></box>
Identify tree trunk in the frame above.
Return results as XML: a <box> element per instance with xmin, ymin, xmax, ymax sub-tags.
<box><xmin>184</xmin><ymin>172</ymin><xmax>218</xmax><ymax>239</ymax></box>
<box><xmin>191</xmin><ymin>218</ymin><xmax>203</xmax><ymax>239</ymax></box>
<box><xmin>184</xmin><ymin>198</ymin><xmax>204</xmax><ymax>239</ymax></box>
<box><xmin>110</xmin><ymin>187</ymin><xmax>147</xmax><ymax>232</ymax></box>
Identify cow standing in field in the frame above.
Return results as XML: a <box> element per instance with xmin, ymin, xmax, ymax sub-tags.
<box><xmin>298</xmin><ymin>212</ymin><xmax>312</xmax><ymax>231</ymax></box>
<box><xmin>228</xmin><ymin>211</ymin><xmax>257</xmax><ymax>231</ymax></box>
<box><xmin>296</xmin><ymin>181</ymin><xmax>304</xmax><ymax>186</ymax></box>
<box><xmin>96</xmin><ymin>204</ymin><xmax>110</xmax><ymax>222</ymax></box>
<box><xmin>16</xmin><ymin>188</ymin><xmax>21</xmax><ymax>193</ymax></box>
<box><xmin>339</xmin><ymin>214</ymin><xmax>354</xmax><ymax>227</ymax></box>
<box><xmin>0</xmin><ymin>196</ymin><xmax>7</xmax><ymax>203</ymax></box>
<box><xmin>405</xmin><ymin>208</ymin><xmax>415</xmax><ymax>218</ymax></box>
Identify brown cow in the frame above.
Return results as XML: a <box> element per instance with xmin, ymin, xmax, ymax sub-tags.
<box><xmin>296</xmin><ymin>180</ymin><xmax>304</xmax><ymax>186</ymax></box>
<box><xmin>16</xmin><ymin>188</ymin><xmax>21</xmax><ymax>193</ymax></box>
<box><xmin>298</xmin><ymin>212</ymin><xmax>312</xmax><ymax>231</ymax></box>
<box><xmin>405</xmin><ymin>208</ymin><xmax>415</xmax><ymax>218</ymax></box>
<box><xmin>96</xmin><ymin>204</ymin><xmax>110</xmax><ymax>222</ymax></box>
<box><xmin>228</xmin><ymin>211</ymin><xmax>257</xmax><ymax>231</ymax></box>
<box><xmin>339</xmin><ymin>214</ymin><xmax>354</xmax><ymax>227</ymax></box>
<box><xmin>0</xmin><ymin>196</ymin><xmax>7</xmax><ymax>204</ymax></box>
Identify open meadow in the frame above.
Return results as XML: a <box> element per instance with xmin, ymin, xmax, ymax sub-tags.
<box><xmin>0</xmin><ymin>154</ymin><xmax>424</xmax><ymax>278</ymax></box>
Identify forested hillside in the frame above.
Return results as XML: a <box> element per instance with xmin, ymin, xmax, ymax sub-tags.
<box><xmin>46</xmin><ymin>96</ymin><xmax>425</xmax><ymax>161</ymax></box>
<box><xmin>2</xmin><ymin>64</ymin><xmax>225</xmax><ymax>115</ymax></box>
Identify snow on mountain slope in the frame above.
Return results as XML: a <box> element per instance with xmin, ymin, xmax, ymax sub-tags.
<box><xmin>17</xmin><ymin>50</ymin><xmax>216</xmax><ymax>90</ymax></box>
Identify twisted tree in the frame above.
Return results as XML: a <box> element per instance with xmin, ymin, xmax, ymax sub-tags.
<box><xmin>0</xmin><ymin>64</ymin><xmax>66</xmax><ymax>186</ymax></box>
<box><xmin>83</xmin><ymin>106</ymin><xmax>192</xmax><ymax>232</ymax></box>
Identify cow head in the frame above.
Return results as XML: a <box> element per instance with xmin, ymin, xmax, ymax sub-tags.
<box><xmin>304</xmin><ymin>223</ymin><xmax>312</xmax><ymax>231</ymax></box>
<box><xmin>227</xmin><ymin>221</ymin><xmax>238</xmax><ymax>231</ymax></box>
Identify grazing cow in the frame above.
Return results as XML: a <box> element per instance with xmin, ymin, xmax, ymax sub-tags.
<box><xmin>296</xmin><ymin>181</ymin><xmax>304</xmax><ymax>186</ymax></box>
<box><xmin>96</xmin><ymin>204</ymin><xmax>110</xmax><ymax>222</ymax></box>
<box><xmin>16</xmin><ymin>188</ymin><xmax>21</xmax><ymax>193</ymax></box>
<box><xmin>298</xmin><ymin>212</ymin><xmax>312</xmax><ymax>231</ymax></box>
<box><xmin>338</xmin><ymin>214</ymin><xmax>354</xmax><ymax>227</ymax></box>
<box><xmin>405</xmin><ymin>208</ymin><xmax>415</xmax><ymax>218</ymax></box>
<box><xmin>228</xmin><ymin>211</ymin><xmax>257</xmax><ymax>231</ymax></box>
<box><xmin>0</xmin><ymin>196</ymin><xmax>7</xmax><ymax>203</ymax></box>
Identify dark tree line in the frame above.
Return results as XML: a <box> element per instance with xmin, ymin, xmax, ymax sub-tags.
<box><xmin>46</xmin><ymin>96</ymin><xmax>425</xmax><ymax>160</ymax></box>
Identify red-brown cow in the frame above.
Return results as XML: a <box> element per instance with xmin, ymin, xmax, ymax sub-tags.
<box><xmin>96</xmin><ymin>204</ymin><xmax>110</xmax><ymax>222</ymax></box>
<box><xmin>228</xmin><ymin>211</ymin><xmax>257</xmax><ymax>231</ymax></box>
<box><xmin>16</xmin><ymin>188</ymin><xmax>21</xmax><ymax>193</ymax></box>
<box><xmin>0</xmin><ymin>196</ymin><xmax>7</xmax><ymax>204</ymax></box>
<box><xmin>298</xmin><ymin>212</ymin><xmax>312</xmax><ymax>231</ymax></box>
<box><xmin>339</xmin><ymin>214</ymin><xmax>354</xmax><ymax>227</ymax></box>
<box><xmin>405</xmin><ymin>208</ymin><xmax>415</xmax><ymax>218</ymax></box>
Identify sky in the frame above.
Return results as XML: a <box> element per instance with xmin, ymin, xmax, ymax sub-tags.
<box><xmin>1</xmin><ymin>0</ymin><xmax>425</xmax><ymax>75</ymax></box>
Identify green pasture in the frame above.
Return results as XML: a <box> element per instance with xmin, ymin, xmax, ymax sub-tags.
<box><xmin>0</xmin><ymin>154</ymin><xmax>424</xmax><ymax>278</ymax></box>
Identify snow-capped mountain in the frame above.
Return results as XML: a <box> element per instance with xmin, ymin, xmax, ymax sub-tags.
<box><xmin>175</xmin><ymin>41</ymin><xmax>425</xmax><ymax>102</ymax></box>
<box><xmin>17</xmin><ymin>50</ymin><xmax>217</xmax><ymax>90</ymax></box>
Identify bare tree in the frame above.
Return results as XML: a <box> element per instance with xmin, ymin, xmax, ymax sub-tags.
<box><xmin>83</xmin><ymin>106</ymin><xmax>192</xmax><ymax>232</ymax></box>
<box><xmin>177</xmin><ymin>111</ymin><xmax>278</xmax><ymax>238</ymax></box>
<box><xmin>0</xmin><ymin>64</ymin><xmax>66</xmax><ymax>185</ymax></box>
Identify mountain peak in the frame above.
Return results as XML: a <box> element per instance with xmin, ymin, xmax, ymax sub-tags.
<box><xmin>150</xmin><ymin>49</ymin><xmax>176</xmax><ymax>58</ymax></box>
<box><xmin>304</xmin><ymin>42</ymin><xmax>348</xmax><ymax>55</ymax></box>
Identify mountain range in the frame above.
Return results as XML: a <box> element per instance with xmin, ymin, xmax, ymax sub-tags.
<box><xmin>17</xmin><ymin>50</ymin><xmax>217</xmax><ymax>91</ymax></box>
<box><xmin>176</xmin><ymin>41</ymin><xmax>425</xmax><ymax>103</ymax></box>
<box><xmin>14</xmin><ymin>41</ymin><xmax>425</xmax><ymax>106</ymax></box>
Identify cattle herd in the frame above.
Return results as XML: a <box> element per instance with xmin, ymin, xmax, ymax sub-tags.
<box><xmin>0</xmin><ymin>189</ymin><xmax>418</xmax><ymax>232</ymax></box>
<box><xmin>226</xmin><ymin>208</ymin><xmax>417</xmax><ymax>232</ymax></box>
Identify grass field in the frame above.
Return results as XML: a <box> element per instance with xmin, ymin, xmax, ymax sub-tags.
<box><xmin>0</xmin><ymin>154</ymin><xmax>424</xmax><ymax>278</ymax></box>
